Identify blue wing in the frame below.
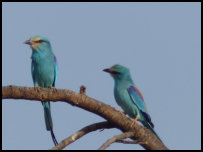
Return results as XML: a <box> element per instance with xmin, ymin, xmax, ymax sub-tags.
<box><xmin>31</xmin><ymin>59</ymin><xmax>36</xmax><ymax>86</ymax></box>
<box><xmin>127</xmin><ymin>86</ymin><xmax>154</xmax><ymax>128</ymax></box>
<box><xmin>53</xmin><ymin>56</ymin><xmax>57</xmax><ymax>87</ymax></box>
<box><xmin>127</xmin><ymin>86</ymin><xmax>147</xmax><ymax>112</ymax></box>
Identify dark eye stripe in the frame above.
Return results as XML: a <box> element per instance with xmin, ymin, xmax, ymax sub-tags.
<box><xmin>35</xmin><ymin>40</ymin><xmax>44</xmax><ymax>43</ymax></box>
<box><xmin>112</xmin><ymin>71</ymin><xmax>120</xmax><ymax>75</ymax></box>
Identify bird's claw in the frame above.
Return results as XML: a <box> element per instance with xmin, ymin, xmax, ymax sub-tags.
<box><xmin>50</xmin><ymin>85</ymin><xmax>57</xmax><ymax>92</ymax></box>
<box><xmin>131</xmin><ymin>115</ymin><xmax>138</xmax><ymax>128</ymax></box>
<box><xmin>34</xmin><ymin>85</ymin><xmax>41</xmax><ymax>92</ymax></box>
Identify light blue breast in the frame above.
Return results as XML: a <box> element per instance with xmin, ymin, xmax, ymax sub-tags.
<box><xmin>32</xmin><ymin>50</ymin><xmax>55</xmax><ymax>88</ymax></box>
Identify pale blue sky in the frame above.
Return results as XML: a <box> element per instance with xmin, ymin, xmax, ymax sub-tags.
<box><xmin>2</xmin><ymin>2</ymin><xmax>201</xmax><ymax>150</ymax></box>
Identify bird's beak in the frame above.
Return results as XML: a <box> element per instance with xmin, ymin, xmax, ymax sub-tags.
<box><xmin>24</xmin><ymin>40</ymin><xmax>31</xmax><ymax>45</ymax></box>
<box><xmin>103</xmin><ymin>68</ymin><xmax>111</xmax><ymax>73</ymax></box>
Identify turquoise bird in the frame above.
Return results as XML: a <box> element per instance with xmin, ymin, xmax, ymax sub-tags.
<box><xmin>25</xmin><ymin>36</ymin><xmax>58</xmax><ymax>146</ymax></box>
<box><xmin>103</xmin><ymin>64</ymin><xmax>161</xmax><ymax>141</ymax></box>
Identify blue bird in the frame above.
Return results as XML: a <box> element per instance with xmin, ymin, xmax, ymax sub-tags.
<box><xmin>103</xmin><ymin>64</ymin><xmax>161</xmax><ymax>141</ymax></box>
<box><xmin>25</xmin><ymin>36</ymin><xmax>58</xmax><ymax>146</ymax></box>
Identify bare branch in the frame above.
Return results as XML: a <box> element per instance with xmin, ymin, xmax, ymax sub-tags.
<box><xmin>116</xmin><ymin>139</ymin><xmax>144</xmax><ymax>144</ymax></box>
<box><xmin>98</xmin><ymin>132</ymin><xmax>136</xmax><ymax>150</ymax></box>
<box><xmin>51</xmin><ymin>121</ymin><xmax>115</xmax><ymax>150</ymax></box>
<box><xmin>2</xmin><ymin>85</ymin><xmax>169</xmax><ymax>150</ymax></box>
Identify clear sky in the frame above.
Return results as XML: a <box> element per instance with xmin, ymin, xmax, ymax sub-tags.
<box><xmin>2</xmin><ymin>2</ymin><xmax>201</xmax><ymax>150</ymax></box>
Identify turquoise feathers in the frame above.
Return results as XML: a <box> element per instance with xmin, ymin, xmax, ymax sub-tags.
<box><xmin>25</xmin><ymin>36</ymin><xmax>58</xmax><ymax>146</ymax></box>
<box><xmin>103</xmin><ymin>64</ymin><xmax>161</xmax><ymax>141</ymax></box>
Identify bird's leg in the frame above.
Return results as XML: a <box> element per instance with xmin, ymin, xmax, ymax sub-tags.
<box><xmin>131</xmin><ymin>115</ymin><xmax>139</xmax><ymax>127</ymax></box>
<box><xmin>34</xmin><ymin>85</ymin><xmax>41</xmax><ymax>93</ymax></box>
<box><xmin>49</xmin><ymin>85</ymin><xmax>57</xmax><ymax>92</ymax></box>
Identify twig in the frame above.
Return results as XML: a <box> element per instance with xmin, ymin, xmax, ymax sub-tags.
<box><xmin>98</xmin><ymin>132</ymin><xmax>136</xmax><ymax>150</ymax></box>
<box><xmin>80</xmin><ymin>85</ymin><xmax>86</xmax><ymax>95</ymax></box>
<box><xmin>51</xmin><ymin>121</ymin><xmax>115</xmax><ymax>150</ymax></box>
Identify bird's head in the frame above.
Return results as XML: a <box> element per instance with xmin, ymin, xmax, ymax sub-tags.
<box><xmin>103</xmin><ymin>64</ymin><xmax>133</xmax><ymax>82</ymax></box>
<box><xmin>24</xmin><ymin>36</ymin><xmax>51</xmax><ymax>51</ymax></box>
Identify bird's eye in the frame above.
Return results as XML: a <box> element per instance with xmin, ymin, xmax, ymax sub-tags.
<box><xmin>35</xmin><ymin>40</ymin><xmax>44</xmax><ymax>43</ymax></box>
<box><xmin>112</xmin><ymin>71</ymin><xmax>120</xmax><ymax>75</ymax></box>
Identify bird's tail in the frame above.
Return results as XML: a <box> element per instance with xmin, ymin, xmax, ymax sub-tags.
<box><xmin>144</xmin><ymin>122</ymin><xmax>162</xmax><ymax>143</ymax></box>
<box><xmin>50</xmin><ymin>128</ymin><xmax>58</xmax><ymax>146</ymax></box>
<box><xmin>43</xmin><ymin>101</ymin><xmax>58</xmax><ymax>146</ymax></box>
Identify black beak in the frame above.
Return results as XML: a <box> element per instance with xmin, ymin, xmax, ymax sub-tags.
<box><xmin>103</xmin><ymin>68</ymin><xmax>111</xmax><ymax>73</ymax></box>
<box><xmin>24</xmin><ymin>40</ymin><xmax>31</xmax><ymax>45</ymax></box>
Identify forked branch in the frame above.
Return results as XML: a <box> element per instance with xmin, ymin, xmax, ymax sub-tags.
<box><xmin>51</xmin><ymin>121</ymin><xmax>115</xmax><ymax>150</ymax></box>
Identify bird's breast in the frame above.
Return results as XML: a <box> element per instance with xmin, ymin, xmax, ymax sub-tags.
<box><xmin>32</xmin><ymin>56</ymin><xmax>55</xmax><ymax>88</ymax></box>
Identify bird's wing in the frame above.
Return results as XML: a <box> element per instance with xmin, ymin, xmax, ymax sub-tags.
<box><xmin>127</xmin><ymin>86</ymin><xmax>154</xmax><ymax>128</ymax></box>
<box><xmin>31</xmin><ymin>60</ymin><xmax>36</xmax><ymax>86</ymax></box>
<box><xmin>53</xmin><ymin>56</ymin><xmax>57</xmax><ymax>87</ymax></box>
<box><xmin>127</xmin><ymin>86</ymin><xmax>146</xmax><ymax>112</ymax></box>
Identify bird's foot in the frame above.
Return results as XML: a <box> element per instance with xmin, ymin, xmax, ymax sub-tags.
<box><xmin>49</xmin><ymin>85</ymin><xmax>57</xmax><ymax>92</ymax></box>
<box><xmin>131</xmin><ymin>115</ymin><xmax>139</xmax><ymax>128</ymax></box>
<box><xmin>34</xmin><ymin>85</ymin><xmax>41</xmax><ymax>93</ymax></box>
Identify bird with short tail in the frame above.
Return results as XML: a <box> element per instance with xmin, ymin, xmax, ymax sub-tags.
<box><xmin>25</xmin><ymin>36</ymin><xmax>58</xmax><ymax>146</ymax></box>
<box><xmin>103</xmin><ymin>64</ymin><xmax>162</xmax><ymax>142</ymax></box>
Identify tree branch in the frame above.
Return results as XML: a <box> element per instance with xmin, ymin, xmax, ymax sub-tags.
<box><xmin>2</xmin><ymin>85</ymin><xmax>169</xmax><ymax>150</ymax></box>
<box><xmin>51</xmin><ymin>121</ymin><xmax>114</xmax><ymax>150</ymax></box>
<box><xmin>116</xmin><ymin>139</ymin><xmax>143</xmax><ymax>144</ymax></box>
<box><xmin>98</xmin><ymin>132</ymin><xmax>137</xmax><ymax>150</ymax></box>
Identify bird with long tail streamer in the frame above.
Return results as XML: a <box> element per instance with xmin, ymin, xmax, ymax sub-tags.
<box><xmin>25</xmin><ymin>36</ymin><xmax>58</xmax><ymax>146</ymax></box>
